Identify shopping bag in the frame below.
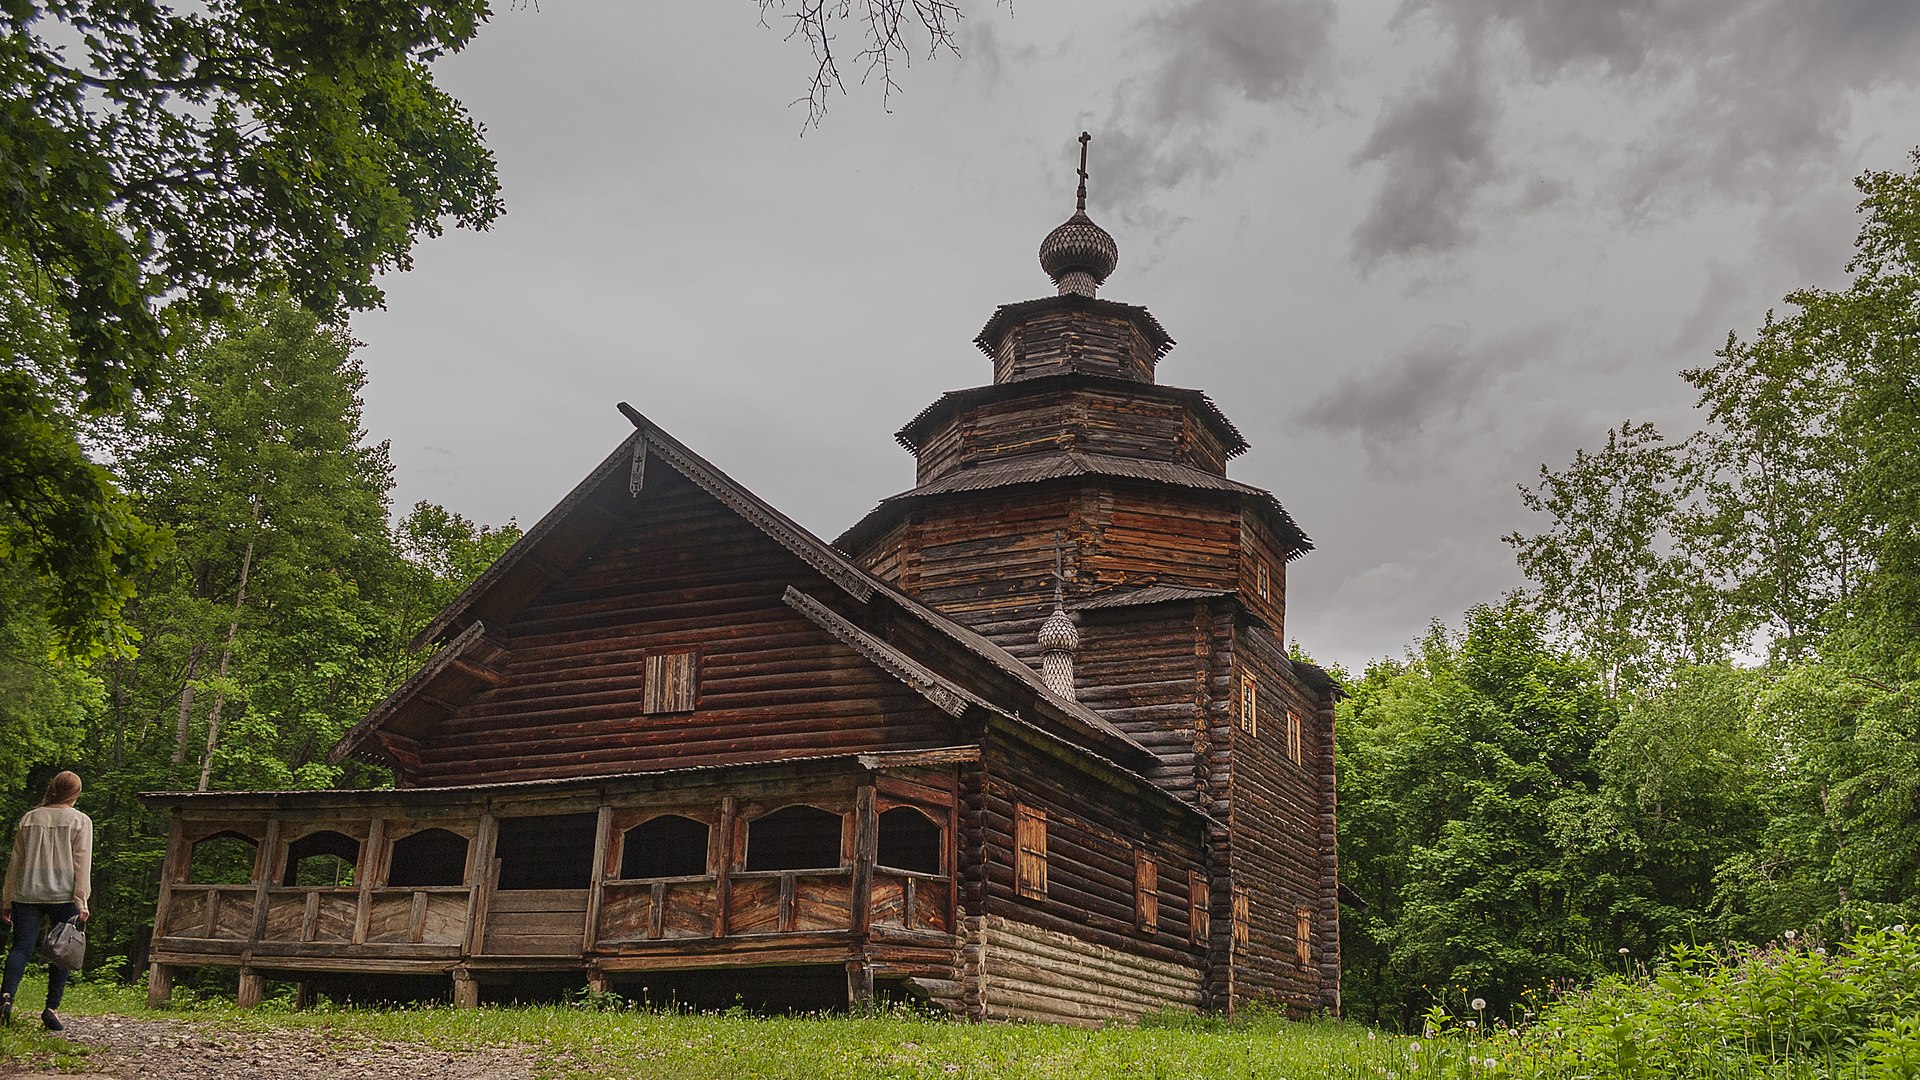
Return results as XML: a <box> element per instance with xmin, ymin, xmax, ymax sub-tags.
<box><xmin>37</xmin><ymin>918</ymin><xmax>85</xmax><ymax>972</ymax></box>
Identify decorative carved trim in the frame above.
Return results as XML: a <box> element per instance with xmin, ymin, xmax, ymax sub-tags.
<box><xmin>782</xmin><ymin>586</ymin><xmax>975</xmax><ymax>718</ymax></box>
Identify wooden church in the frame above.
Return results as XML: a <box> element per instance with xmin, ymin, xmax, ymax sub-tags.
<box><xmin>142</xmin><ymin>141</ymin><xmax>1344</xmax><ymax>1023</ymax></box>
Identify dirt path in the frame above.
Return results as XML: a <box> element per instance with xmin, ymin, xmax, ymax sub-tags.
<box><xmin>2</xmin><ymin>1014</ymin><xmax>544</xmax><ymax>1080</ymax></box>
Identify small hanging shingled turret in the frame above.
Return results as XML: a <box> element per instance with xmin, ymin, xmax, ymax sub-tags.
<box><xmin>1038</xmin><ymin>133</ymin><xmax>1119</xmax><ymax>298</ymax></box>
<box><xmin>1038</xmin><ymin>536</ymin><xmax>1079</xmax><ymax>699</ymax></box>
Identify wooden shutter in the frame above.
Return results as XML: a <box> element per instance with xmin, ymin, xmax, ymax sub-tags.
<box><xmin>1014</xmin><ymin>803</ymin><xmax>1048</xmax><ymax>900</ymax></box>
<box><xmin>1287</xmin><ymin>707</ymin><xmax>1302</xmax><ymax>765</ymax></box>
<box><xmin>1240</xmin><ymin>675</ymin><xmax>1258</xmax><ymax>736</ymax></box>
<box><xmin>643</xmin><ymin>651</ymin><xmax>698</xmax><ymax>714</ymax></box>
<box><xmin>1189</xmin><ymin>872</ymin><xmax>1210</xmax><ymax>946</ymax></box>
<box><xmin>1231</xmin><ymin>887</ymin><xmax>1250</xmax><ymax>950</ymax></box>
<box><xmin>1295</xmin><ymin>906</ymin><xmax>1313</xmax><ymax>969</ymax></box>
<box><xmin>1134</xmin><ymin>851</ymin><xmax>1158</xmax><ymax>933</ymax></box>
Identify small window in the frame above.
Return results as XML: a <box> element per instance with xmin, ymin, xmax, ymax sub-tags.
<box><xmin>644</xmin><ymin>650</ymin><xmax>698</xmax><ymax>714</ymax></box>
<box><xmin>388</xmin><ymin>828</ymin><xmax>469</xmax><ymax>887</ymax></box>
<box><xmin>1255</xmin><ymin>561</ymin><xmax>1270</xmax><ymax>600</ymax></box>
<box><xmin>1240</xmin><ymin>675</ymin><xmax>1258</xmax><ymax>736</ymax></box>
<box><xmin>744</xmin><ymin>805</ymin><xmax>844</xmax><ymax>872</ymax></box>
<box><xmin>622</xmin><ymin>815</ymin><xmax>710</xmax><ymax>879</ymax></box>
<box><xmin>283</xmin><ymin>830</ymin><xmax>359</xmax><ymax>887</ymax></box>
<box><xmin>1287</xmin><ymin>707</ymin><xmax>1303</xmax><ymax>765</ymax></box>
<box><xmin>188</xmin><ymin>832</ymin><xmax>258</xmax><ymax>885</ymax></box>
<box><xmin>1232</xmin><ymin>887</ymin><xmax>1250</xmax><ymax>950</ymax></box>
<box><xmin>496</xmin><ymin>813</ymin><xmax>597</xmax><ymax>890</ymax></box>
<box><xmin>1296</xmin><ymin>906</ymin><xmax>1313</xmax><ymax>969</ymax></box>
<box><xmin>1134</xmin><ymin>851</ymin><xmax>1158</xmax><ymax>933</ymax></box>
<box><xmin>1014</xmin><ymin>803</ymin><xmax>1048</xmax><ymax>900</ymax></box>
<box><xmin>1189</xmin><ymin>872</ymin><xmax>1210</xmax><ymax>946</ymax></box>
<box><xmin>876</xmin><ymin>807</ymin><xmax>942</xmax><ymax>875</ymax></box>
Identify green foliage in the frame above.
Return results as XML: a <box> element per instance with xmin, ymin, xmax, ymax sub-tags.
<box><xmin>1336</xmin><ymin>599</ymin><xmax>1617</xmax><ymax>1025</ymax></box>
<box><xmin>0</xmin><ymin>291</ymin><xmax>514</xmax><ymax>970</ymax></box>
<box><xmin>0</xmin><ymin>0</ymin><xmax>500</xmax><ymax>652</ymax></box>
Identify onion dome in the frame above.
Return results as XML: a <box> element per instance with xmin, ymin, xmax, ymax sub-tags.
<box><xmin>1038</xmin><ymin>603</ymin><xmax>1080</xmax><ymax>652</ymax></box>
<box><xmin>1039</xmin><ymin>133</ymin><xmax>1119</xmax><ymax>298</ymax></box>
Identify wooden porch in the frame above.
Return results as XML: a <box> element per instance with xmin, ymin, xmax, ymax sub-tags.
<box><xmin>142</xmin><ymin>749</ymin><xmax>970</xmax><ymax>1010</ymax></box>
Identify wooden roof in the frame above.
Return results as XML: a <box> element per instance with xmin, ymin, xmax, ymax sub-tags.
<box><xmin>892</xmin><ymin>373</ymin><xmax>1250</xmax><ymax>460</ymax></box>
<box><xmin>835</xmin><ymin>450</ymin><xmax>1314</xmax><ymax>558</ymax></box>
<box><xmin>333</xmin><ymin>407</ymin><xmax>1155</xmax><ymax>769</ymax></box>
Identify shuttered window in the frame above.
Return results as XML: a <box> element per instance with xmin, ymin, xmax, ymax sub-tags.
<box><xmin>643</xmin><ymin>651</ymin><xmax>698</xmax><ymax>714</ymax></box>
<box><xmin>1014</xmin><ymin>803</ymin><xmax>1048</xmax><ymax>900</ymax></box>
<box><xmin>1296</xmin><ymin>906</ymin><xmax>1313</xmax><ymax>969</ymax></box>
<box><xmin>1255</xmin><ymin>561</ymin><xmax>1270</xmax><ymax>599</ymax></box>
<box><xmin>1240</xmin><ymin>675</ymin><xmax>1258</xmax><ymax>736</ymax></box>
<box><xmin>1189</xmin><ymin>873</ymin><xmax>1210</xmax><ymax>946</ymax></box>
<box><xmin>1287</xmin><ymin>707</ymin><xmax>1302</xmax><ymax>765</ymax></box>
<box><xmin>1134</xmin><ymin>851</ymin><xmax>1158</xmax><ymax>933</ymax></box>
<box><xmin>1231</xmin><ymin>887</ymin><xmax>1250</xmax><ymax>950</ymax></box>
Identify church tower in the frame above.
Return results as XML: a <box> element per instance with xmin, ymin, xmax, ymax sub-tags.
<box><xmin>837</xmin><ymin>136</ymin><xmax>1341</xmax><ymax>1012</ymax></box>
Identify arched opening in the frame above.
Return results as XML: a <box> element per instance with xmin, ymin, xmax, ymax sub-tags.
<box><xmin>388</xmin><ymin>828</ymin><xmax>469</xmax><ymax>888</ymax></box>
<box><xmin>620</xmin><ymin>815</ymin><xmax>709</xmax><ymax>879</ymax></box>
<box><xmin>744</xmin><ymin>806</ymin><xmax>843</xmax><ymax>872</ymax></box>
<box><xmin>282</xmin><ymin>830</ymin><xmax>360</xmax><ymax>887</ymax></box>
<box><xmin>495</xmin><ymin>813</ymin><xmax>597</xmax><ymax>890</ymax></box>
<box><xmin>187</xmin><ymin>831</ymin><xmax>258</xmax><ymax>885</ymax></box>
<box><xmin>876</xmin><ymin>807</ymin><xmax>942</xmax><ymax>875</ymax></box>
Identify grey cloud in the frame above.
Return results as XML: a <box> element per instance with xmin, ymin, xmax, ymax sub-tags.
<box><xmin>1091</xmin><ymin>0</ymin><xmax>1337</xmax><ymax>220</ymax></box>
<box><xmin>1348</xmin><ymin>47</ymin><xmax>1498</xmax><ymax>266</ymax></box>
<box><xmin>1301</xmin><ymin>322</ymin><xmax>1560</xmax><ymax>474</ymax></box>
<box><xmin>1352</xmin><ymin>0</ymin><xmax>1920</xmax><ymax>264</ymax></box>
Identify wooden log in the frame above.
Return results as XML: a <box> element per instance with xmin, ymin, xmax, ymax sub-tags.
<box><xmin>236</xmin><ymin>968</ymin><xmax>266</xmax><ymax>1009</ymax></box>
<box><xmin>146</xmin><ymin>962</ymin><xmax>173</xmax><ymax>1008</ymax></box>
<box><xmin>851</xmin><ymin>783</ymin><xmax>876</xmax><ymax>936</ymax></box>
<box><xmin>452</xmin><ymin>968</ymin><xmax>480</xmax><ymax>1008</ymax></box>
<box><xmin>353</xmin><ymin>818</ymin><xmax>386</xmax><ymax>945</ymax></box>
<box><xmin>713</xmin><ymin>795</ymin><xmax>736</xmax><ymax>939</ymax></box>
<box><xmin>248</xmin><ymin>819</ymin><xmax>282</xmax><ymax>943</ymax></box>
<box><xmin>584</xmin><ymin>804</ymin><xmax>612</xmax><ymax>952</ymax></box>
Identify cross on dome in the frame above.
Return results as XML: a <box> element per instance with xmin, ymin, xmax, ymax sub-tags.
<box><xmin>1038</xmin><ymin>132</ymin><xmax>1119</xmax><ymax>298</ymax></box>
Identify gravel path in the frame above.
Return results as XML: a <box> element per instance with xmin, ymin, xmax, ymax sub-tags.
<box><xmin>2</xmin><ymin>1014</ymin><xmax>543</xmax><ymax>1080</ymax></box>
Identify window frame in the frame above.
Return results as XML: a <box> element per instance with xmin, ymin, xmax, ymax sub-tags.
<box><xmin>1014</xmin><ymin>803</ymin><xmax>1048</xmax><ymax>900</ymax></box>
<box><xmin>643</xmin><ymin>649</ymin><xmax>699</xmax><ymax>715</ymax></box>
<box><xmin>1134</xmin><ymin>850</ymin><xmax>1158</xmax><ymax>934</ymax></box>
<box><xmin>1295</xmin><ymin>906</ymin><xmax>1314</xmax><ymax>969</ymax></box>
<box><xmin>1189</xmin><ymin>872</ymin><xmax>1210</xmax><ymax>946</ymax></box>
<box><xmin>1240</xmin><ymin>674</ymin><xmax>1258</xmax><ymax>737</ymax></box>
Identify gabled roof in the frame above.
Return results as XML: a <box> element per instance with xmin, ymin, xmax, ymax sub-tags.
<box><xmin>893</xmin><ymin>373</ymin><xmax>1250</xmax><ymax>460</ymax></box>
<box><xmin>336</xmin><ymin>407</ymin><xmax>1153</xmax><ymax>769</ymax></box>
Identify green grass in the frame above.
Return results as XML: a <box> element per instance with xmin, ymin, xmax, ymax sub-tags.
<box><xmin>19</xmin><ymin>981</ymin><xmax>1408</xmax><ymax>1079</ymax></box>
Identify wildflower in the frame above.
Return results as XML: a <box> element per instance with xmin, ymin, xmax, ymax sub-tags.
<box><xmin>1508</xmin><ymin>1029</ymin><xmax>1518</xmax><ymax>1037</ymax></box>
<box><xmin>1784</xmin><ymin>929</ymin><xmax>1797</xmax><ymax>941</ymax></box>
<box><xmin>1408</xmin><ymin>1042</ymin><xmax>1420</xmax><ymax>1053</ymax></box>
<box><xmin>1466</xmin><ymin>1020</ymin><xmax>1478</xmax><ymax>1030</ymax></box>
<box><xmin>1815</xmin><ymin>947</ymin><xmax>1828</xmax><ymax>957</ymax></box>
<box><xmin>1470</xmin><ymin>998</ymin><xmax>1486</xmax><ymax>1011</ymax></box>
<box><xmin>1368</xmin><ymin>1029</ymin><xmax>1378</xmax><ymax>1041</ymax></box>
<box><xmin>1618</xmin><ymin>947</ymin><xmax>1630</xmax><ymax>955</ymax></box>
<box><xmin>1896</xmin><ymin>925</ymin><xmax>1908</xmax><ymax>934</ymax></box>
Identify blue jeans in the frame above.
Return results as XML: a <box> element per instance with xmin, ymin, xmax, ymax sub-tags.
<box><xmin>4</xmin><ymin>902</ymin><xmax>80</xmax><ymax>1009</ymax></box>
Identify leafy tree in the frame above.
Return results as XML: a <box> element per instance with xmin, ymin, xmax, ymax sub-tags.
<box><xmin>1336</xmin><ymin>599</ymin><xmax>1617</xmax><ymax>1025</ymax></box>
<box><xmin>1</xmin><ymin>0</ymin><xmax>501</xmax><ymax>650</ymax></box>
<box><xmin>1504</xmin><ymin>423</ymin><xmax>1738</xmax><ymax>697</ymax></box>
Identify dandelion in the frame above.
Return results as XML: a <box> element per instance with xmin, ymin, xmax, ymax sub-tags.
<box><xmin>1815</xmin><ymin>947</ymin><xmax>1828</xmax><ymax>957</ymax></box>
<box><xmin>1368</xmin><ymin>1029</ymin><xmax>1378</xmax><ymax>1040</ymax></box>
<box><xmin>1471</xmin><ymin>997</ymin><xmax>1486</xmax><ymax>1011</ymax></box>
<box><xmin>1408</xmin><ymin>1042</ymin><xmax>1421</xmax><ymax>1053</ymax></box>
<box><xmin>1618</xmin><ymin>947</ymin><xmax>1630</xmax><ymax>955</ymax></box>
<box><xmin>1784</xmin><ymin>929</ymin><xmax>1797</xmax><ymax>941</ymax></box>
<box><xmin>1896</xmin><ymin>925</ymin><xmax>1908</xmax><ymax>934</ymax></box>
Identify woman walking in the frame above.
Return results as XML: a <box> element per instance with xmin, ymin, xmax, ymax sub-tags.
<box><xmin>1</xmin><ymin>771</ymin><xmax>92</xmax><ymax>1030</ymax></box>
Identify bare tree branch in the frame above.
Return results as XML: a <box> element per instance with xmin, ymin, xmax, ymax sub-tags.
<box><xmin>757</xmin><ymin>0</ymin><xmax>966</xmax><ymax>128</ymax></box>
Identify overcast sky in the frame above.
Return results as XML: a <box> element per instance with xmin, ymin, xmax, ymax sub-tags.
<box><xmin>351</xmin><ymin>0</ymin><xmax>1920</xmax><ymax>674</ymax></box>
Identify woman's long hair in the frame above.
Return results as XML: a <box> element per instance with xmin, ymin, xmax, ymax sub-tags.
<box><xmin>40</xmin><ymin>771</ymin><xmax>81</xmax><ymax>806</ymax></box>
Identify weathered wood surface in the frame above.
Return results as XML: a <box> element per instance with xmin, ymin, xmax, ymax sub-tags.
<box><xmin>979</xmin><ymin>915</ymin><xmax>1202</xmax><ymax>1026</ymax></box>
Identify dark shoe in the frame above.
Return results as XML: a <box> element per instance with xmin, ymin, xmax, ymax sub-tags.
<box><xmin>1</xmin><ymin>991</ymin><xmax>12</xmax><ymax>1024</ymax></box>
<box><xmin>41</xmin><ymin>1008</ymin><xmax>62</xmax><ymax>1031</ymax></box>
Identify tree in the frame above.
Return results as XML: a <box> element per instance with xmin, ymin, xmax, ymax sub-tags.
<box><xmin>757</xmin><ymin>0</ymin><xmax>964</xmax><ymax>126</ymax></box>
<box><xmin>1336</xmin><ymin>599</ymin><xmax>1617</xmax><ymax>1025</ymax></box>
<box><xmin>1505</xmin><ymin>422</ymin><xmax>1734</xmax><ymax>696</ymax></box>
<box><xmin>1</xmin><ymin>0</ymin><xmax>502</xmax><ymax>650</ymax></box>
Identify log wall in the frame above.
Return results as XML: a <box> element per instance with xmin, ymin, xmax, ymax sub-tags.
<box><xmin>990</xmin><ymin>308</ymin><xmax>1159</xmax><ymax>385</ymax></box>
<box><xmin>408</xmin><ymin>468</ymin><xmax>960</xmax><ymax>786</ymax></box>
<box><xmin>911</xmin><ymin>387</ymin><xmax>1230</xmax><ymax>483</ymax></box>
<box><xmin>978</xmin><ymin>915</ymin><xmax>1204</xmax><ymax>1025</ymax></box>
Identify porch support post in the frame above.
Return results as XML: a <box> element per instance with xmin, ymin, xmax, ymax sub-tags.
<box><xmin>583</xmin><ymin>804</ymin><xmax>613</xmax><ymax>953</ymax></box>
<box><xmin>236</xmin><ymin>967</ymin><xmax>266</xmax><ymax>1009</ymax></box>
<box><xmin>713</xmin><ymin>796</ymin><xmax>737</xmax><ymax>939</ymax></box>
<box><xmin>146</xmin><ymin>963</ymin><xmax>173</xmax><ymax>1009</ymax></box>
<box><xmin>851</xmin><ymin>782</ymin><xmax>877</xmax><ymax>936</ymax></box>
<box><xmin>452</xmin><ymin>966</ymin><xmax>479</xmax><ymax>1009</ymax></box>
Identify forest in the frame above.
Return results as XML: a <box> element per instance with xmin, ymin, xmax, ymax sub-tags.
<box><xmin>0</xmin><ymin>0</ymin><xmax>1914</xmax><ymax>1017</ymax></box>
